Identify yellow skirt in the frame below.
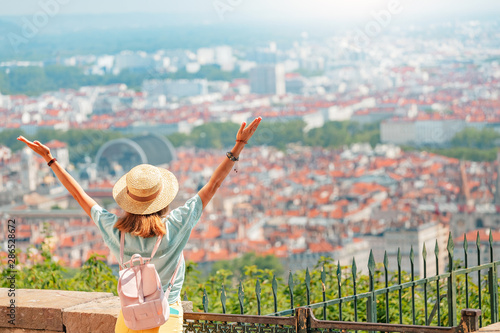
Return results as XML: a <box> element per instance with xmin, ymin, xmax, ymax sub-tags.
<box><xmin>115</xmin><ymin>299</ymin><xmax>184</xmax><ymax>333</ymax></box>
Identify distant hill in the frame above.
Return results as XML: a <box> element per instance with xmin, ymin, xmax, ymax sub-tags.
<box><xmin>0</xmin><ymin>14</ymin><xmax>310</xmax><ymax>62</ymax></box>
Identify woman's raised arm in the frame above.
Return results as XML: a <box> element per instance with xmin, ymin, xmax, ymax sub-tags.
<box><xmin>17</xmin><ymin>136</ymin><xmax>97</xmax><ymax>217</ymax></box>
<box><xmin>198</xmin><ymin>117</ymin><xmax>262</xmax><ymax>210</ymax></box>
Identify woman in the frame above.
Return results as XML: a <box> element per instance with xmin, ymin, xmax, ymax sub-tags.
<box><xmin>17</xmin><ymin>116</ymin><xmax>262</xmax><ymax>333</ymax></box>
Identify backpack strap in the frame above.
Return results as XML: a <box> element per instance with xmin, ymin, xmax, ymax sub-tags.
<box><xmin>150</xmin><ymin>235</ymin><xmax>163</xmax><ymax>260</ymax></box>
<box><xmin>165</xmin><ymin>252</ymin><xmax>184</xmax><ymax>294</ymax></box>
<box><xmin>120</xmin><ymin>231</ymin><xmax>125</xmax><ymax>268</ymax></box>
<box><xmin>120</xmin><ymin>232</ymin><xmax>163</xmax><ymax>268</ymax></box>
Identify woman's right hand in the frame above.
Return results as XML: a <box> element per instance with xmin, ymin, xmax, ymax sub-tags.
<box><xmin>17</xmin><ymin>136</ymin><xmax>53</xmax><ymax>162</ymax></box>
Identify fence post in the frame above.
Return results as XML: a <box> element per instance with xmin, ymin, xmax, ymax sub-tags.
<box><xmin>435</xmin><ymin>240</ymin><xmax>441</xmax><ymax>326</ymax></box>
<box><xmin>447</xmin><ymin>232</ymin><xmax>457</xmax><ymax>327</ymax></box>
<box><xmin>352</xmin><ymin>257</ymin><xmax>358</xmax><ymax>323</ymax></box>
<box><xmin>458</xmin><ymin>309</ymin><xmax>482</xmax><ymax>333</ymax></box>
<box><xmin>410</xmin><ymin>246</ymin><xmax>416</xmax><ymax>325</ymax></box>
<box><xmin>238</xmin><ymin>281</ymin><xmax>244</xmax><ymax>315</ymax></box>
<box><xmin>337</xmin><ymin>261</ymin><xmax>343</xmax><ymax>321</ymax></box>
<box><xmin>384</xmin><ymin>251</ymin><xmax>389</xmax><ymax>324</ymax></box>
<box><xmin>476</xmin><ymin>232</ymin><xmax>483</xmax><ymax>327</ymax></box>
<box><xmin>367</xmin><ymin>250</ymin><xmax>377</xmax><ymax>325</ymax></box>
<box><xmin>203</xmin><ymin>288</ymin><xmax>208</xmax><ymax>313</ymax></box>
<box><xmin>289</xmin><ymin>271</ymin><xmax>295</xmax><ymax>314</ymax></box>
<box><xmin>272</xmin><ymin>275</ymin><xmax>278</xmax><ymax>316</ymax></box>
<box><xmin>488</xmin><ymin>231</ymin><xmax>499</xmax><ymax>323</ymax></box>
<box><xmin>296</xmin><ymin>307</ymin><xmax>309</xmax><ymax>333</ymax></box>
<box><xmin>423</xmin><ymin>243</ymin><xmax>429</xmax><ymax>325</ymax></box>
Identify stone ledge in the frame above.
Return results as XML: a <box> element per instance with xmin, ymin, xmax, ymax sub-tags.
<box><xmin>478</xmin><ymin>322</ymin><xmax>500</xmax><ymax>333</ymax></box>
<box><xmin>0</xmin><ymin>289</ymin><xmax>114</xmax><ymax>332</ymax></box>
<box><xmin>0</xmin><ymin>289</ymin><xmax>193</xmax><ymax>333</ymax></box>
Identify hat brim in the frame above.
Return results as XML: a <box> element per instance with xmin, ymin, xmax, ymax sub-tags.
<box><xmin>112</xmin><ymin>167</ymin><xmax>179</xmax><ymax>215</ymax></box>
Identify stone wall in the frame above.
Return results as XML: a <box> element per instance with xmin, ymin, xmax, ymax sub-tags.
<box><xmin>0</xmin><ymin>289</ymin><xmax>192</xmax><ymax>333</ymax></box>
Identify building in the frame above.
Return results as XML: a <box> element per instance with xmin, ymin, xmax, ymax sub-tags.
<box><xmin>95</xmin><ymin>134</ymin><xmax>177</xmax><ymax>176</ymax></box>
<box><xmin>45</xmin><ymin>140</ymin><xmax>70</xmax><ymax>169</ymax></box>
<box><xmin>21</xmin><ymin>148</ymin><xmax>38</xmax><ymax>192</ymax></box>
<box><xmin>250</xmin><ymin>64</ymin><xmax>286</xmax><ymax>95</ymax></box>
<box><xmin>142</xmin><ymin>79</ymin><xmax>208</xmax><ymax>98</ymax></box>
<box><xmin>454</xmin><ymin>229</ymin><xmax>500</xmax><ymax>268</ymax></box>
<box><xmin>197</xmin><ymin>48</ymin><xmax>215</xmax><ymax>65</ymax></box>
<box><xmin>380</xmin><ymin>118</ymin><xmax>466</xmax><ymax>146</ymax></box>
<box><xmin>215</xmin><ymin>46</ymin><xmax>234</xmax><ymax>71</ymax></box>
<box><xmin>113</xmin><ymin>51</ymin><xmax>155</xmax><ymax>73</ymax></box>
<box><xmin>449</xmin><ymin>150</ymin><xmax>500</xmax><ymax>240</ymax></box>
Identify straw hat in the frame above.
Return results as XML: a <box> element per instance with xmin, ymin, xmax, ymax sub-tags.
<box><xmin>113</xmin><ymin>164</ymin><xmax>179</xmax><ymax>215</ymax></box>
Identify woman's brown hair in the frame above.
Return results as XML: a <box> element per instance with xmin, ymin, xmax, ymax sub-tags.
<box><xmin>114</xmin><ymin>206</ymin><xmax>168</xmax><ymax>238</ymax></box>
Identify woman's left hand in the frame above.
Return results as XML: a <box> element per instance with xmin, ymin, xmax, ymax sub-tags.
<box><xmin>17</xmin><ymin>136</ymin><xmax>53</xmax><ymax>162</ymax></box>
<box><xmin>236</xmin><ymin>116</ymin><xmax>262</xmax><ymax>144</ymax></box>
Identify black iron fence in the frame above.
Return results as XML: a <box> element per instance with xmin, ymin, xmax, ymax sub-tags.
<box><xmin>183</xmin><ymin>231</ymin><xmax>499</xmax><ymax>333</ymax></box>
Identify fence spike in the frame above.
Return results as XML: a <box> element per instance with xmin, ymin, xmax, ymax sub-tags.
<box><xmin>272</xmin><ymin>274</ymin><xmax>278</xmax><ymax>315</ymax></box>
<box><xmin>305</xmin><ymin>267</ymin><xmax>311</xmax><ymax>305</ymax></box>
<box><xmin>447</xmin><ymin>232</ymin><xmax>454</xmax><ymax>271</ymax></box>
<box><xmin>398</xmin><ymin>247</ymin><xmax>403</xmax><ymax>324</ymax></box>
<box><xmin>463</xmin><ymin>233</ymin><xmax>468</xmax><ymax>252</ymax></box>
<box><xmin>352</xmin><ymin>257</ymin><xmax>358</xmax><ymax>323</ymax></box>
<box><xmin>368</xmin><ymin>249</ymin><xmax>376</xmax><ymax>323</ymax></box>
<box><xmin>352</xmin><ymin>257</ymin><xmax>357</xmax><ymax>280</ymax></box>
<box><xmin>384</xmin><ymin>250</ymin><xmax>389</xmax><ymax>324</ymax></box>
<box><xmin>423</xmin><ymin>242</ymin><xmax>428</xmax><ymax>325</ymax></box>
<box><xmin>410</xmin><ymin>245</ymin><xmax>416</xmax><ymax>325</ymax></box>
<box><xmin>255</xmin><ymin>279</ymin><xmax>262</xmax><ymax>316</ymax></box>
<box><xmin>464</xmin><ymin>233</ymin><xmax>470</xmax><ymax>309</ymax></box>
<box><xmin>336</xmin><ymin>261</ymin><xmax>341</xmax><ymax>283</ymax></box>
<box><xmin>368</xmin><ymin>250</ymin><xmax>375</xmax><ymax>276</ymax></box>
<box><xmin>435</xmin><ymin>239</ymin><xmax>441</xmax><ymax>326</ymax></box>
<box><xmin>238</xmin><ymin>281</ymin><xmax>244</xmax><ymax>315</ymax></box>
<box><xmin>447</xmin><ymin>231</ymin><xmax>457</xmax><ymax>325</ymax></box>
<box><xmin>337</xmin><ymin>260</ymin><xmax>342</xmax><ymax>321</ymax></box>
<box><xmin>321</xmin><ymin>265</ymin><xmax>327</xmax><ymax>320</ymax></box>
<box><xmin>221</xmin><ymin>284</ymin><xmax>227</xmax><ymax>314</ymax></box>
<box><xmin>476</xmin><ymin>231</ymin><xmax>483</xmax><ymax>327</ymax></box>
<box><xmin>203</xmin><ymin>288</ymin><xmax>208</xmax><ymax>313</ymax></box>
<box><xmin>183</xmin><ymin>291</ymin><xmax>188</xmax><ymax>301</ymax></box>
<box><xmin>489</xmin><ymin>229</ymin><xmax>494</xmax><ymax>261</ymax></box>
<box><xmin>321</xmin><ymin>264</ymin><xmax>326</xmax><ymax>292</ymax></box>
<box><xmin>488</xmin><ymin>229</ymin><xmax>498</xmax><ymax>323</ymax></box>
<box><xmin>288</xmin><ymin>271</ymin><xmax>294</xmax><ymax>311</ymax></box>
<box><xmin>397</xmin><ymin>247</ymin><xmax>402</xmax><ymax>267</ymax></box>
<box><xmin>447</xmin><ymin>231</ymin><xmax>454</xmax><ymax>256</ymax></box>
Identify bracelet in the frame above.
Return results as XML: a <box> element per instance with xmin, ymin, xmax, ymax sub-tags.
<box><xmin>226</xmin><ymin>152</ymin><xmax>239</xmax><ymax>162</ymax></box>
<box><xmin>236</xmin><ymin>139</ymin><xmax>247</xmax><ymax>144</ymax></box>
<box><xmin>47</xmin><ymin>158</ymin><xmax>57</xmax><ymax>167</ymax></box>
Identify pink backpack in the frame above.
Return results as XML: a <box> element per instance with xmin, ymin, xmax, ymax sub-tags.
<box><xmin>117</xmin><ymin>232</ymin><xmax>183</xmax><ymax>331</ymax></box>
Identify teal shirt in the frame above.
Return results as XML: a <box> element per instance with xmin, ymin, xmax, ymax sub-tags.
<box><xmin>90</xmin><ymin>194</ymin><xmax>203</xmax><ymax>304</ymax></box>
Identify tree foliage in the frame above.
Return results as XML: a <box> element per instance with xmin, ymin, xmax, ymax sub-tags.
<box><xmin>0</xmin><ymin>65</ymin><xmax>246</xmax><ymax>96</ymax></box>
<box><xmin>167</xmin><ymin>120</ymin><xmax>381</xmax><ymax>150</ymax></box>
<box><xmin>451</xmin><ymin>128</ymin><xmax>500</xmax><ymax>149</ymax></box>
<box><xmin>423</xmin><ymin>128</ymin><xmax>500</xmax><ymax>162</ymax></box>
<box><xmin>1</xmin><ymin>235</ymin><xmax>117</xmax><ymax>295</ymax></box>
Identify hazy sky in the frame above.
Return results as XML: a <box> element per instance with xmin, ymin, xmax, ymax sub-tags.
<box><xmin>1</xmin><ymin>0</ymin><xmax>499</xmax><ymax>25</ymax></box>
